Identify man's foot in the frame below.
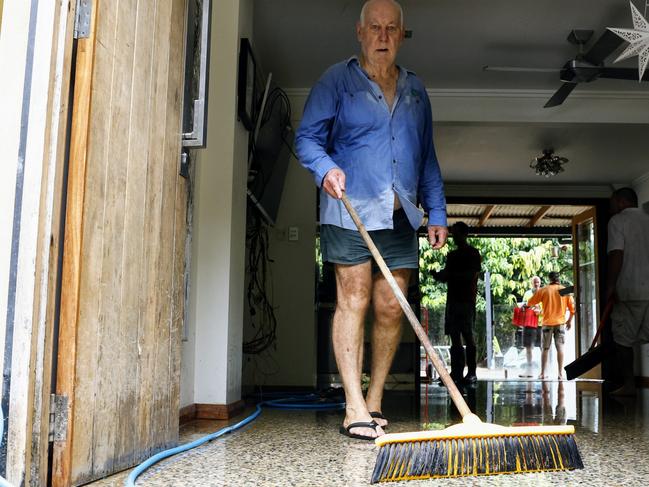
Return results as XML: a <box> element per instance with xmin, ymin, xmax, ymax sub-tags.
<box><xmin>339</xmin><ymin>420</ymin><xmax>384</xmax><ymax>440</ymax></box>
<box><xmin>610</xmin><ymin>385</ymin><xmax>637</xmax><ymax>397</ymax></box>
<box><xmin>519</xmin><ymin>373</ymin><xmax>533</xmax><ymax>378</ymax></box>
<box><xmin>462</xmin><ymin>374</ymin><xmax>477</xmax><ymax>385</ymax></box>
<box><xmin>558</xmin><ymin>373</ymin><xmax>566</xmax><ymax>381</ymax></box>
<box><xmin>538</xmin><ymin>374</ymin><xmax>547</xmax><ymax>380</ymax></box>
<box><xmin>437</xmin><ymin>375</ymin><xmax>464</xmax><ymax>387</ymax></box>
<box><xmin>369</xmin><ymin>411</ymin><xmax>388</xmax><ymax>428</ymax></box>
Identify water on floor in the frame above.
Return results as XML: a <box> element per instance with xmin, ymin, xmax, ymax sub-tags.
<box><xmin>90</xmin><ymin>381</ymin><xmax>649</xmax><ymax>486</ymax></box>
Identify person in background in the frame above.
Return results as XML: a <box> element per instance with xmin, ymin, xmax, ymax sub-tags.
<box><xmin>432</xmin><ymin>222</ymin><xmax>481</xmax><ymax>385</ymax></box>
<box><xmin>526</xmin><ymin>271</ymin><xmax>574</xmax><ymax>380</ymax></box>
<box><xmin>295</xmin><ymin>0</ymin><xmax>447</xmax><ymax>440</ymax></box>
<box><xmin>519</xmin><ymin>276</ymin><xmax>543</xmax><ymax>378</ymax></box>
<box><xmin>606</xmin><ymin>187</ymin><xmax>649</xmax><ymax>396</ymax></box>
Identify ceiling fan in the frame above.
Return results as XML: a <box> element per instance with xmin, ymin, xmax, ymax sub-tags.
<box><xmin>484</xmin><ymin>29</ymin><xmax>649</xmax><ymax>108</ymax></box>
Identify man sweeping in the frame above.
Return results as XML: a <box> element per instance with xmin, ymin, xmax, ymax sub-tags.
<box><xmin>295</xmin><ymin>0</ymin><xmax>447</xmax><ymax>440</ymax></box>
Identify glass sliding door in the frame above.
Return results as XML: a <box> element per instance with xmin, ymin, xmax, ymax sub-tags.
<box><xmin>572</xmin><ymin>208</ymin><xmax>600</xmax><ymax>378</ymax></box>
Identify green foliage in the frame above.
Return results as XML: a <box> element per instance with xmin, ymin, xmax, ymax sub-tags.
<box><xmin>419</xmin><ymin>236</ymin><xmax>573</xmax><ymax>362</ymax></box>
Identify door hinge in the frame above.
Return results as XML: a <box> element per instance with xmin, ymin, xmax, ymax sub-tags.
<box><xmin>49</xmin><ymin>394</ymin><xmax>69</xmax><ymax>442</ymax></box>
<box><xmin>74</xmin><ymin>0</ymin><xmax>93</xmax><ymax>39</ymax></box>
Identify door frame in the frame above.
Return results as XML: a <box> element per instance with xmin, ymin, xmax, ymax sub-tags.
<box><xmin>51</xmin><ymin>3</ymin><xmax>98</xmax><ymax>485</ymax></box>
<box><xmin>572</xmin><ymin>207</ymin><xmax>601</xmax><ymax>379</ymax></box>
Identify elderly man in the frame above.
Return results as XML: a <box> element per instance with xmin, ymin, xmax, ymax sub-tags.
<box><xmin>296</xmin><ymin>0</ymin><xmax>447</xmax><ymax>440</ymax></box>
<box><xmin>606</xmin><ymin>187</ymin><xmax>649</xmax><ymax>396</ymax></box>
<box><xmin>520</xmin><ymin>276</ymin><xmax>543</xmax><ymax>378</ymax></box>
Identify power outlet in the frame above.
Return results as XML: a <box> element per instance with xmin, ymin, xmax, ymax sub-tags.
<box><xmin>288</xmin><ymin>226</ymin><xmax>299</xmax><ymax>241</ymax></box>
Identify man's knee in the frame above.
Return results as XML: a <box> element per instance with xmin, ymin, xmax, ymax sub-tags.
<box><xmin>337</xmin><ymin>288</ymin><xmax>371</xmax><ymax>314</ymax></box>
<box><xmin>373</xmin><ymin>296</ymin><xmax>402</xmax><ymax>323</ymax></box>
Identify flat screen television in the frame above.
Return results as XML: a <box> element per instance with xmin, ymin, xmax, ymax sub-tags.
<box><xmin>247</xmin><ymin>78</ymin><xmax>292</xmax><ymax>226</ymax></box>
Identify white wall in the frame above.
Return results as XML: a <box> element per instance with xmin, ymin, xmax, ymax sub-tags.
<box><xmin>181</xmin><ymin>0</ymin><xmax>253</xmax><ymax>408</ymax></box>
<box><xmin>243</xmin><ymin>155</ymin><xmax>318</xmax><ymax>388</ymax></box>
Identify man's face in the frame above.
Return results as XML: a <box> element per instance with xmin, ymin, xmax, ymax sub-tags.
<box><xmin>532</xmin><ymin>277</ymin><xmax>541</xmax><ymax>290</ymax></box>
<box><xmin>357</xmin><ymin>1</ymin><xmax>404</xmax><ymax>67</ymax></box>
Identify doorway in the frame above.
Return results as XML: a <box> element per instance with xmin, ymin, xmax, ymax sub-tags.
<box><xmin>419</xmin><ymin>202</ymin><xmax>601</xmax><ymax>383</ymax></box>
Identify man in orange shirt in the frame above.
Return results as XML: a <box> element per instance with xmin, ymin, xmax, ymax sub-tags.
<box><xmin>527</xmin><ymin>271</ymin><xmax>575</xmax><ymax>380</ymax></box>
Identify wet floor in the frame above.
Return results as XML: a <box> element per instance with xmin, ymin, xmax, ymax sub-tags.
<box><xmin>90</xmin><ymin>381</ymin><xmax>649</xmax><ymax>486</ymax></box>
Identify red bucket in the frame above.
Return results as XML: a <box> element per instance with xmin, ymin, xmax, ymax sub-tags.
<box><xmin>512</xmin><ymin>306</ymin><xmax>538</xmax><ymax>328</ymax></box>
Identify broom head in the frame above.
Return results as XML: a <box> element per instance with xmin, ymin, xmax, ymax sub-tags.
<box><xmin>371</xmin><ymin>414</ymin><xmax>583</xmax><ymax>483</ymax></box>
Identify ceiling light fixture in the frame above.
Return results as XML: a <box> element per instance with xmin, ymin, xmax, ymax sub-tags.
<box><xmin>530</xmin><ymin>149</ymin><xmax>569</xmax><ymax>177</ymax></box>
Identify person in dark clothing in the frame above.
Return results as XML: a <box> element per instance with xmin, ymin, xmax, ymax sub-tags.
<box><xmin>432</xmin><ymin>222</ymin><xmax>482</xmax><ymax>385</ymax></box>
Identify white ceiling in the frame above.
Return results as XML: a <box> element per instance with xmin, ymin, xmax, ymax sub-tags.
<box><xmin>253</xmin><ymin>0</ymin><xmax>649</xmax><ymax>188</ymax></box>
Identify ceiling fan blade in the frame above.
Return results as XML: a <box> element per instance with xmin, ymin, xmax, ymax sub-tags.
<box><xmin>483</xmin><ymin>65</ymin><xmax>559</xmax><ymax>73</ymax></box>
<box><xmin>582</xmin><ymin>30</ymin><xmax>624</xmax><ymax>65</ymax></box>
<box><xmin>598</xmin><ymin>67</ymin><xmax>649</xmax><ymax>81</ymax></box>
<box><xmin>544</xmin><ymin>82</ymin><xmax>577</xmax><ymax>108</ymax></box>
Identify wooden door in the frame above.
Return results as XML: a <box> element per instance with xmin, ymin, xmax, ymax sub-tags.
<box><xmin>572</xmin><ymin>208</ymin><xmax>600</xmax><ymax>379</ymax></box>
<box><xmin>53</xmin><ymin>0</ymin><xmax>188</xmax><ymax>485</ymax></box>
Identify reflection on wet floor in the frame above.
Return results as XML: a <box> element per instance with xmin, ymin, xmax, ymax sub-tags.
<box><xmin>90</xmin><ymin>381</ymin><xmax>649</xmax><ymax>486</ymax></box>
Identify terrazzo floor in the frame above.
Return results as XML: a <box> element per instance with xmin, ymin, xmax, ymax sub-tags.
<box><xmin>89</xmin><ymin>381</ymin><xmax>649</xmax><ymax>486</ymax></box>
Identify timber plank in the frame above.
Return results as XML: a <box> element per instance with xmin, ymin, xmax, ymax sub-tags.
<box><xmin>113</xmin><ymin>0</ymin><xmax>155</xmax><ymax>469</ymax></box>
<box><xmin>130</xmin><ymin>0</ymin><xmax>159</xmax><ymax>461</ymax></box>
<box><xmin>141</xmin><ymin>0</ymin><xmax>172</xmax><ymax>457</ymax></box>
<box><xmin>88</xmin><ymin>0</ymin><xmax>138</xmax><ymax>479</ymax></box>
<box><xmin>150</xmin><ymin>0</ymin><xmax>177</xmax><ymax>451</ymax></box>
<box><xmin>53</xmin><ymin>1</ymin><xmax>100</xmax><ymax>485</ymax></box>
<box><xmin>167</xmin><ymin>0</ymin><xmax>188</xmax><ymax>443</ymax></box>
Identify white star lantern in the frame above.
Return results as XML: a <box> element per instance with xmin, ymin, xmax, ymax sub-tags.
<box><xmin>607</xmin><ymin>2</ymin><xmax>649</xmax><ymax>81</ymax></box>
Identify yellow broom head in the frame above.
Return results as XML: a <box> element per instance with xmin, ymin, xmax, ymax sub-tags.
<box><xmin>371</xmin><ymin>414</ymin><xmax>583</xmax><ymax>483</ymax></box>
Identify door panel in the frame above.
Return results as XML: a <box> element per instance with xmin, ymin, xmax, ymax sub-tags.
<box><xmin>572</xmin><ymin>208</ymin><xmax>600</xmax><ymax>379</ymax></box>
<box><xmin>54</xmin><ymin>0</ymin><xmax>188</xmax><ymax>484</ymax></box>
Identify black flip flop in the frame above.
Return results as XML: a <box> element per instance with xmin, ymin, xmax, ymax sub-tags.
<box><xmin>339</xmin><ymin>420</ymin><xmax>380</xmax><ymax>441</ymax></box>
<box><xmin>369</xmin><ymin>411</ymin><xmax>388</xmax><ymax>427</ymax></box>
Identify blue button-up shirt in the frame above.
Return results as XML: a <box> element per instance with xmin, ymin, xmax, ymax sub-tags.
<box><xmin>295</xmin><ymin>57</ymin><xmax>446</xmax><ymax>231</ymax></box>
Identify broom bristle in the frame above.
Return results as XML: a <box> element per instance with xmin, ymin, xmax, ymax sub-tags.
<box><xmin>371</xmin><ymin>425</ymin><xmax>583</xmax><ymax>483</ymax></box>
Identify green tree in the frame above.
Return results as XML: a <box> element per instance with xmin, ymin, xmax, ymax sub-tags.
<box><xmin>419</xmin><ymin>237</ymin><xmax>573</xmax><ymax>361</ymax></box>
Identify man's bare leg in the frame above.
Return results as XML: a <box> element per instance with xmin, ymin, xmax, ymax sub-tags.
<box><xmin>520</xmin><ymin>345</ymin><xmax>533</xmax><ymax>378</ymax></box>
<box><xmin>365</xmin><ymin>268</ymin><xmax>410</xmax><ymax>428</ymax></box>
<box><xmin>539</xmin><ymin>348</ymin><xmax>549</xmax><ymax>379</ymax></box>
<box><xmin>332</xmin><ymin>262</ymin><xmax>384</xmax><ymax>438</ymax></box>
<box><xmin>556</xmin><ymin>339</ymin><xmax>565</xmax><ymax>380</ymax></box>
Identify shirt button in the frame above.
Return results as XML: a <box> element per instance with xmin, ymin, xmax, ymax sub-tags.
<box><xmin>379</xmin><ymin>95</ymin><xmax>383</xmax><ymax>99</ymax></box>
<box><xmin>392</xmin><ymin>136</ymin><xmax>395</xmax><ymax>140</ymax></box>
<box><xmin>392</xmin><ymin>159</ymin><xmax>396</xmax><ymax>164</ymax></box>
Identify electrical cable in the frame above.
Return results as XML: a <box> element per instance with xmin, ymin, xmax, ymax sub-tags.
<box><xmin>125</xmin><ymin>394</ymin><xmax>344</xmax><ymax>486</ymax></box>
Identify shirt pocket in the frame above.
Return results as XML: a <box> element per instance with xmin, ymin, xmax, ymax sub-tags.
<box><xmin>403</xmin><ymin>94</ymin><xmax>426</xmax><ymax>133</ymax></box>
<box><xmin>339</xmin><ymin>91</ymin><xmax>379</xmax><ymax>130</ymax></box>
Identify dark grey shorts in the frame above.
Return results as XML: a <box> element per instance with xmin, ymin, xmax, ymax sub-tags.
<box><xmin>522</xmin><ymin>326</ymin><xmax>542</xmax><ymax>348</ymax></box>
<box><xmin>320</xmin><ymin>209</ymin><xmax>418</xmax><ymax>270</ymax></box>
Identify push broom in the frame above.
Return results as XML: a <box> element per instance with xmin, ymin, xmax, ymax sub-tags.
<box><xmin>339</xmin><ymin>194</ymin><xmax>583</xmax><ymax>483</ymax></box>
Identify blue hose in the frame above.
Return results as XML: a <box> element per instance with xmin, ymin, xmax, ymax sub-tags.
<box><xmin>125</xmin><ymin>394</ymin><xmax>344</xmax><ymax>486</ymax></box>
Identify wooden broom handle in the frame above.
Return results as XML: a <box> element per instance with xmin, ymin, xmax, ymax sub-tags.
<box><xmin>341</xmin><ymin>194</ymin><xmax>473</xmax><ymax>419</ymax></box>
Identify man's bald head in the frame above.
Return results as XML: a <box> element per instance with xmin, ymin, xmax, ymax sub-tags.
<box><xmin>360</xmin><ymin>0</ymin><xmax>403</xmax><ymax>28</ymax></box>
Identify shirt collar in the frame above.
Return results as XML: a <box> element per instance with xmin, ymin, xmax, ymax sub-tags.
<box><xmin>346</xmin><ymin>55</ymin><xmax>414</xmax><ymax>79</ymax></box>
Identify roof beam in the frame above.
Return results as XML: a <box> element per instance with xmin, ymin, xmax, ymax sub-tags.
<box><xmin>478</xmin><ymin>205</ymin><xmax>496</xmax><ymax>227</ymax></box>
<box><xmin>529</xmin><ymin>205</ymin><xmax>552</xmax><ymax>228</ymax></box>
